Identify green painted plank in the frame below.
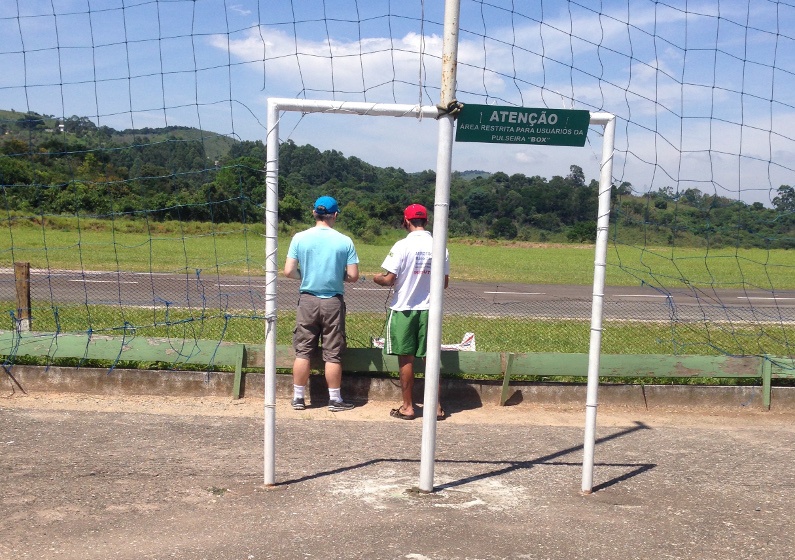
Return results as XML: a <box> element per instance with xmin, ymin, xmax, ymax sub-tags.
<box><xmin>770</xmin><ymin>359</ymin><xmax>795</xmax><ymax>379</ymax></box>
<box><xmin>0</xmin><ymin>331</ymin><xmax>243</xmax><ymax>368</ymax></box>
<box><xmin>1</xmin><ymin>331</ymin><xmax>780</xmax><ymax>383</ymax></box>
<box><xmin>258</xmin><ymin>346</ymin><xmax>503</xmax><ymax>375</ymax></box>
<box><xmin>507</xmin><ymin>353</ymin><xmax>762</xmax><ymax>378</ymax></box>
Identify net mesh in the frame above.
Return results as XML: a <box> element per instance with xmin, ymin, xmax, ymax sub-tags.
<box><xmin>2</xmin><ymin>0</ymin><xmax>794</xmax><ymax>373</ymax></box>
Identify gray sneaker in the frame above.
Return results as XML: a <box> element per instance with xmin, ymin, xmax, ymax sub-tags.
<box><xmin>291</xmin><ymin>398</ymin><xmax>306</xmax><ymax>410</ymax></box>
<box><xmin>328</xmin><ymin>399</ymin><xmax>355</xmax><ymax>412</ymax></box>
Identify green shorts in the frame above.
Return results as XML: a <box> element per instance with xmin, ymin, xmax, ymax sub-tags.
<box><xmin>385</xmin><ymin>309</ymin><xmax>429</xmax><ymax>357</ymax></box>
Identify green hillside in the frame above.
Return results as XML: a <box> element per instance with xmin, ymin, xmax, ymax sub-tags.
<box><xmin>2</xmin><ymin>107</ymin><xmax>795</xmax><ymax>249</ymax></box>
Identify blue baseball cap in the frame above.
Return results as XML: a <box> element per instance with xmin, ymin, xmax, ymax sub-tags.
<box><xmin>313</xmin><ymin>196</ymin><xmax>339</xmax><ymax>215</ymax></box>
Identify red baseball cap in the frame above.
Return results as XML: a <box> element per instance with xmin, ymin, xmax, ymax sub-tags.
<box><xmin>404</xmin><ymin>204</ymin><xmax>428</xmax><ymax>220</ymax></box>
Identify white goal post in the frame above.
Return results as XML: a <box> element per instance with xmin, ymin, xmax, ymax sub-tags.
<box><xmin>583</xmin><ymin>113</ymin><xmax>616</xmax><ymax>494</ymax></box>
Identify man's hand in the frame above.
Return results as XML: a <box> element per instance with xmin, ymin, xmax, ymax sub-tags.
<box><xmin>373</xmin><ymin>271</ymin><xmax>396</xmax><ymax>287</ymax></box>
<box><xmin>283</xmin><ymin>257</ymin><xmax>301</xmax><ymax>280</ymax></box>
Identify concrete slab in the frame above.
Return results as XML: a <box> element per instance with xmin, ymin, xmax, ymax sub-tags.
<box><xmin>1</xmin><ymin>393</ymin><xmax>794</xmax><ymax>559</ymax></box>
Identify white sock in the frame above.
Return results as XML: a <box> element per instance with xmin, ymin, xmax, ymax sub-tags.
<box><xmin>293</xmin><ymin>385</ymin><xmax>305</xmax><ymax>399</ymax></box>
<box><xmin>328</xmin><ymin>388</ymin><xmax>342</xmax><ymax>401</ymax></box>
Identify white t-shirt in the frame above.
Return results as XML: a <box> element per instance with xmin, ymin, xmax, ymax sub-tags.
<box><xmin>380</xmin><ymin>230</ymin><xmax>450</xmax><ymax>311</ymax></box>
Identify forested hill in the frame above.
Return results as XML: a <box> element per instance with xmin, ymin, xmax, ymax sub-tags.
<box><xmin>2</xmin><ymin>109</ymin><xmax>794</xmax><ymax>248</ymax></box>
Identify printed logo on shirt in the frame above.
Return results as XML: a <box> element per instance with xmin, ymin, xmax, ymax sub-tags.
<box><xmin>413</xmin><ymin>252</ymin><xmax>432</xmax><ymax>275</ymax></box>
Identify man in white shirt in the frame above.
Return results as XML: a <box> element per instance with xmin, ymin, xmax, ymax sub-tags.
<box><xmin>373</xmin><ymin>204</ymin><xmax>450</xmax><ymax>420</ymax></box>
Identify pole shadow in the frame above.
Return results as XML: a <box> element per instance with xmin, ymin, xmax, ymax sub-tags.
<box><xmin>436</xmin><ymin>420</ymin><xmax>653</xmax><ymax>492</ymax></box>
<box><xmin>276</xmin><ymin>421</ymin><xmax>654</xmax><ymax>493</ymax></box>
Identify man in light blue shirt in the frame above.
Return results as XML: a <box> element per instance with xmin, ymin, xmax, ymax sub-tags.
<box><xmin>284</xmin><ymin>196</ymin><xmax>360</xmax><ymax>411</ymax></box>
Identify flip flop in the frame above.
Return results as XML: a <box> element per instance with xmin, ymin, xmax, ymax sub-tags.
<box><xmin>436</xmin><ymin>409</ymin><xmax>447</xmax><ymax>421</ymax></box>
<box><xmin>390</xmin><ymin>407</ymin><xmax>415</xmax><ymax>420</ymax></box>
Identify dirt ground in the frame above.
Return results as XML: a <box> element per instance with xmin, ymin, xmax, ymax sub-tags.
<box><xmin>2</xmin><ymin>392</ymin><xmax>795</xmax><ymax>559</ymax></box>
<box><xmin>6</xmin><ymin>391</ymin><xmax>793</xmax><ymax>427</ymax></box>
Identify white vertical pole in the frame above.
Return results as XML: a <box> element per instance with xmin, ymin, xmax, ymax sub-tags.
<box><xmin>263</xmin><ymin>99</ymin><xmax>280</xmax><ymax>486</ymax></box>
<box><xmin>581</xmin><ymin>113</ymin><xmax>616</xmax><ymax>494</ymax></box>
<box><xmin>418</xmin><ymin>0</ymin><xmax>461</xmax><ymax>493</ymax></box>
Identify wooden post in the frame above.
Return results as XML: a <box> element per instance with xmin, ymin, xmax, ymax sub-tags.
<box><xmin>14</xmin><ymin>262</ymin><xmax>31</xmax><ymax>332</ymax></box>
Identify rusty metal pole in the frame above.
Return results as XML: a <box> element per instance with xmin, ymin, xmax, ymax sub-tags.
<box><xmin>14</xmin><ymin>262</ymin><xmax>31</xmax><ymax>332</ymax></box>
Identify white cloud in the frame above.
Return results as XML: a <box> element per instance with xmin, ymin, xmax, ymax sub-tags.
<box><xmin>229</xmin><ymin>4</ymin><xmax>251</xmax><ymax>16</ymax></box>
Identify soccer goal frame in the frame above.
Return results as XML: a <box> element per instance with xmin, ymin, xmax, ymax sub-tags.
<box><xmin>262</xmin><ymin>100</ymin><xmax>616</xmax><ymax>495</ymax></box>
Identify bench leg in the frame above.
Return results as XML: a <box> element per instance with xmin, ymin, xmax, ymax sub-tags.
<box><xmin>499</xmin><ymin>353</ymin><xmax>515</xmax><ymax>406</ymax></box>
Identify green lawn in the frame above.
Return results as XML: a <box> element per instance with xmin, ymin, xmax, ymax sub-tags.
<box><xmin>5</xmin><ymin>217</ymin><xmax>795</xmax><ymax>289</ymax></box>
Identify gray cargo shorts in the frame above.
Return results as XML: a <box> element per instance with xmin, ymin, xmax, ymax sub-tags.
<box><xmin>292</xmin><ymin>293</ymin><xmax>347</xmax><ymax>363</ymax></box>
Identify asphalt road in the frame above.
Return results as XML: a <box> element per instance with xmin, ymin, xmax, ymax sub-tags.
<box><xmin>3</xmin><ymin>268</ymin><xmax>795</xmax><ymax>323</ymax></box>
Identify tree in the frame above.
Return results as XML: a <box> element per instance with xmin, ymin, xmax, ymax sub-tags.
<box><xmin>682</xmin><ymin>187</ymin><xmax>704</xmax><ymax>206</ymax></box>
<box><xmin>567</xmin><ymin>221</ymin><xmax>597</xmax><ymax>243</ymax></box>
<box><xmin>279</xmin><ymin>194</ymin><xmax>305</xmax><ymax>223</ymax></box>
<box><xmin>492</xmin><ymin>171</ymin><xmax>509</xmax><ymax>184</ymax></box>
<box><xmin>463</xmin><ymin>188</ymin><xmax>496</xmax><ymax>218</ymax></box>
<box><xmin>655</xmin><ymin>186</ymin><xmax>674</xmax><ymax>200</ymax></box>
<box><xmin>339</xmin><ymin>202</ymin><xmax>369</xmax><ymax>237</ymax></box>
<box><xmin>772</xmin><ymin>185</ymin><xmax>795</xmax><ymax>212</ymax></box>
<box><xmin>615</xmin><ymin>181</ymin><xmax>633</xmax><ymax>196</ymax></box>
<box><xmin>63</xmin><ymin>115</ymin><xmax>97</xmax><ymax>135</ymax></box>
<box><xmin>0</xmin><ymin>155</ymin><xmax>34</xmax><ymax>190</ymax></box>
<box><xmin>566</xmin><ymin>165</ymin><xmax>585</xmax><ymax>188</ymax></box>
<box><xmin>490</xmin><ymin>217</ymin><xmax>517</xmax><ymax>239</ymax></box>
<box><xmin>2</xmin><ymin>138</ymin><xmax>29</xmax><ymax>155</ymax></box>
<box><xmin>17</xmin><ymin>112</ymin><xmax>45</xmax><ymax>131</ymax></box>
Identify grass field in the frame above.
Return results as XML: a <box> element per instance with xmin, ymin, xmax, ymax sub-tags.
<box><xmin>5</xmin><ymin>216</ymin><xmax>795</xmax><ymax>289</ymax></box>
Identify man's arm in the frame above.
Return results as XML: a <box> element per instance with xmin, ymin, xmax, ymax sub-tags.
<box><xmin>343</xmin><ymin>263</ymin><xmax>360</xmax><ymax>283</ymax></box>
<box><xmin>283</xmin><ymin>257</ymin><xmax>301</xmax><ymax>280</ymax></box>
<box><xmin>373</xmin><ymin>271</ymin><xmax>396</xmax><ymax>287</ymax></box>
<box><xmin>444</xmin><ymin>275</ymin><xmax>449</xmax><ymax>289</ymax></box>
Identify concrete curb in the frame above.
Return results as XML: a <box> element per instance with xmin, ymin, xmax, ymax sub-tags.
<box><xmin>5</xmin><ymin>365</ymin><xmax>795</xmax><ymax>411</ymax></box>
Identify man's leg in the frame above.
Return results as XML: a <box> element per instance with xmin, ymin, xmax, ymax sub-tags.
<box><xmin>293</xmin><ymin>357</ymin><xmax>311</xmax><ymax>387</ymax></box>
<box><xmin>413</xmin><ymin>312</ymin><xmax>443</xmax><ymax>418</ymax></box>
<box><xmin>318</xmin><ymin>296</ymin><xmax>354</xmax><ymax>410</ymax></box>
<box><xmin>291</xmin><ymin>357</ymin><xmax>311</xmax><ymax>410</ymax></box>
<box><xmin>324</xmin><ymin>360</ymin><xmax>342</xmax><ymax>389</ymax></box>
<box><xmin>419</xmin><ymin>357</ymin><xmax>445</xmax><ymax>419</ymax></box>
<box><xmin>398</xmin><ymin>354</ymin><xmax>415</xmax><ymax>417</ymax></box>
<box><xmin>325</xmin><ymin>361</ymin><xmax>355</xmax><ymax>411</ymax></box>
<box><xmin>292</xmin><ymin>294</ymin><xmax>320</xmax><ymax>409</ymax></box>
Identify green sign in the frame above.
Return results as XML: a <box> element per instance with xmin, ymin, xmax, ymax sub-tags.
<box><xmin>455</xmin><ymin>104</ymin><xmax>590</xmax><ymax>147</ymax></box>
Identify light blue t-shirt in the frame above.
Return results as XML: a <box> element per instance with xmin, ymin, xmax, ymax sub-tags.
<box><xmin>286</xmin><ymin>226</ymin><xmax>359</xmax><ymax>297</ymax></box>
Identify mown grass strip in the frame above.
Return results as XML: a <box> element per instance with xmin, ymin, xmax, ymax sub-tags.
<box><xmin>5</xmin><ymin>219</ymin><xmax>795</xmax><ymax>288</ymax></box>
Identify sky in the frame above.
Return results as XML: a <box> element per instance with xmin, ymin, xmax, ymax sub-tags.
<box><xmin>2</xmin><ymin>0</ymin><xmax>795</xmax><ymax>206</ymax></box>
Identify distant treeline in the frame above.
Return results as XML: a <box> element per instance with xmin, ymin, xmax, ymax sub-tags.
<box><xmin>2</xmin><ymin>110</ymin><xmax>795</xmax><ymax>248</ymax></box>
